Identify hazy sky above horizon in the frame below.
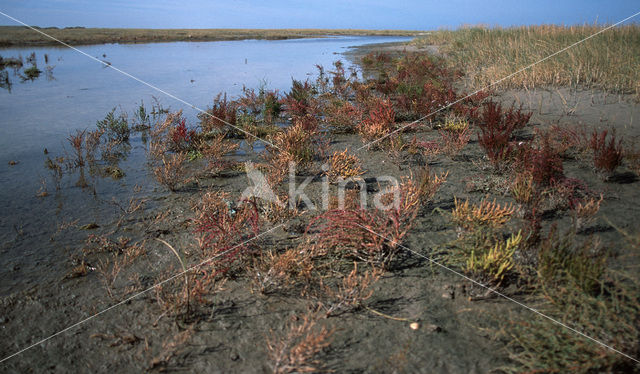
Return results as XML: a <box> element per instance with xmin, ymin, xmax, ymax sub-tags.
<box><xmin>0</xmin><ymin>1</ymin><xmax>638</xmax><ymax>29</ymax></box>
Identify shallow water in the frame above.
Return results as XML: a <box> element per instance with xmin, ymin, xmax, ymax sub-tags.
<box><xmin>0</xmin><ymin>36</ymin><xmax>411</xmax><ymax>294</ymax></box>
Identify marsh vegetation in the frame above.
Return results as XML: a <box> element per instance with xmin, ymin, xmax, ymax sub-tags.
<box><xmin>1</xmin><ymin>26</ymin><xmax>640</xmax><ymax>373</ymax></box>
<box><xmin>411</xmin><ymin>24</ymin><xmax>640</xmax><ymax>98</ymax></box>
<box><xmin>0</xmin><ymin>26</ymin><xmax>421</xmax><ymax>47</ymax></box>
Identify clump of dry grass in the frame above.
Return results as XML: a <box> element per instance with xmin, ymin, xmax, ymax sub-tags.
<box><xmin>152</xmin><ymin>152</ymin><xmax>189</xmax><ymax>192</ymax></box>
<box><xmin>571</xmin><ymin>194</ymin><xmax>603</xmax><ymax>231</ymax></box>
<box><xmin>509</xmin><ymin>171</ymin><xmax>536</xmax><ymax>207</ymax></box>
<box><xmin>323</xmin><ymin>99</ymin><xmax>363</xmax><ymax>133</ymax></box>
<box><xmin>307</xmin><ymin>170</ymin><xmax>446</xmax><ymax>265</ymax></box>
<box><xmin>438</xmin><ymin>115</ymin><xmax>471</xmax><ymax>158</ymax></box>
<box><xmin>451</xmin><ymin>197</ymin><xmax>515</xmax><ymax>231</ymax></box>
<box><xmin>589</xmin><ymin>129</ymin><xmax>623</xmax><ymax>176</ymax></box>
<box><xmin>264</xmin><ymin>123</ymin><xmax>316</xmax><ymax>185</ymax></box>
<box><xmin>266</xmin><ymin>311</ymin><xmax>333</xmax><ymax>374</ymax></box>
<box><xmin>358</xmin><ymin>98</ymin><xmax>395</xmax><ymax>144</ymax></box>
<box><xmin>322</xmin><ymin>262</ymin><xmax>382</xmax><ymax>317</ymax></box>
<box><xmin>251</xmin><ymin>248</ymin><xmax>314</xmax><ymax>296</ymax></box>
<box><xmin>83</xmin><ymin>235</ymin><xmax>146</xmax><ymax>299</ymax></box>
<box><xmin>412</xmin><ymin>24</ymin><xmax>640</xmax><ymax>97</ymax></box>
<box><xmin>415</xmin><ymin>165</ymin><xmax>449</xmax><ymax>201</ymax></box>
<box><xmin>199</xmin><ymin>132</ymin><xmax>239</xmax><ymax>175</ymax></box>
<box><xmin>324</xmin><ymin>149</ymin><xmax>365</xmax><ymax>183</ymax></box>
<box><xmin>193</xmin><ymin>191</ymin><xmax>260</xmax><ymax>272</ymax></box>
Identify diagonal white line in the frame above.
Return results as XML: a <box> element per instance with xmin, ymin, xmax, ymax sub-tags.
<box><xmin>0</xmin><ymin>10</ymin><xmax>279</xmax><ymax>149</ymax></box>
<box><xmin>355</xmin><ymin>10</ymin><xmax>640</xmax><ymax>151</ymax></box>
<box><xmin>0</xmin><ymin>223</ymin><xmax>284</xmax><ymax>364</ymax></box>
<box><xmin>2</xmin><ymin>5</ymin><xmax>638</xmax><ymax>368</ymax></box>
<box><xmin>0</xmin><ymin>9</ymin><xmax>288</xmax><ymax>365</ymax></box>
<box><xmin>353</xmin><ymin>222</ymin><xmax>640</xmax><ymax>364</ymax></box>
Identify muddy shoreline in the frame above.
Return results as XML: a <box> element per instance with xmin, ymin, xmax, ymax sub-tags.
<box><xmin>1</xmin><ymin>40</ymin><xmax>639</xmax><ymax>373</ymax></box>
<box><xmin>0</xmin><ymin>27</ymin><xmax>421</xmax><ymax>47</ymax></box>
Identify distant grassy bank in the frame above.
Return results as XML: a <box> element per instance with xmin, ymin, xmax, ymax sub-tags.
<box><xmin>0</xmin><ymin>26</ymin><xmax>422</xmax><ymax>47</ymax></box>
<box><xmin>411</xmin><ymin>24</ymin><xmax>640</xmax><ymax>97</ymax></box>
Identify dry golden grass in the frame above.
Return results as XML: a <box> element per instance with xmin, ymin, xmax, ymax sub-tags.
<box><xmin>322</xmin><ymin>262</ymin><xmax>382</xmax><ymax>317</ymax></box>
<box><xmin>148</xmin><ymin>328</ymin><xmax>194</xmax><ymax>371</ymax></box>
<box><xmin>324</xmin><ymin>149</ymin><xmax>365</xmax><ymax>182</ymax></box>
<box><xmin>199</xmin><ymin>132</ymin><xmax>239</xmax><ymax>174</ymax></box>
<box><xmin>412</xmin><ymin>24</ymin><xmax>640</xmax><ymax>97</ymax></box>
<box><xmin>452</xmin><ymin>197</ymin><xmax>515</xmax><ymax>230</ymax></box>
<box><xmin>415</xmin><ymin>166</ymin><xmax>449</xmax><ymax>201</ymax></box>
<box><xmin>251</xmin><ymin>248</ymin><xmax>314</xmax><ymax>295</ymax></box>
<box><xmin>263</xmin><ymin>124</ymin><xmax>316</xmax><ymax>186</ymax></box>
<box><xmin>571</xmin><ymin>194</ymin><xmax>603</xmax><ymax>231</ymax></box>
<box><xmin>152</xmin><ymin>152</ymin><xmax>189</xmax><ymax>191</ymax></box>
<box><xmin>267</xmin><ymin>312</ymin><xmax>333</xmax><ymax>374</ymax></box>
<box><xmin>89</xmin><ymin>236</ymin><xmax>146</xmax><ymax>299</ymax></box>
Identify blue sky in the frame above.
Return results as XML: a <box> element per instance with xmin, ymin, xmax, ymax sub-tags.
<box><xmin>0</xmin><ymin>1</ymin><xmax>638</xmax><ymax>29</ymax></box>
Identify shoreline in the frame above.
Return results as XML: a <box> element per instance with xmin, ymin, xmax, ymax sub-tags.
<box><xmin>0</xmin><ymin>26</ymin><xmax>422</xmax><ymax>47</ymax></box>
<box><xmin>343</xmin><ymin>40</ymin><xmax>440</xmax><ymax>67</ymax></box>
<box><xmin>1</xmin><ymin>31</ymin><xmax>639</xmax><ymax>373</ymax></box>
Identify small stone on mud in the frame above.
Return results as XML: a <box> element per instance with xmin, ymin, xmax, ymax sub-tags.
<box><xmin>230</xmin><ymin>352</ymin><xmax>240</xmax><ymax>361</ymax></box>
<box><xmin>409</xmin><ymin>322</ymin><xmax>419</xmax><ymax>330</ymax></box>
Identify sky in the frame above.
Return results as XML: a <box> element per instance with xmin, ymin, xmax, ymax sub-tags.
<box><xmin>0</xmin><ymin>0</ymin><xmax>638</xmax><ymax>29</ymax></box>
